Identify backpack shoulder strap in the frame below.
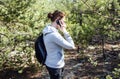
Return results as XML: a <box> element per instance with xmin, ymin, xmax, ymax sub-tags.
<box><xmin>44</xmin><ymin>32</ymin><xmax>52</xmax><ymax>36</ymax></box>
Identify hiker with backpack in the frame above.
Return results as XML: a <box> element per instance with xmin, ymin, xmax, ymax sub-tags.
<box><xmin>42</xmin><ymin>10</ymin><xmax>76</xmax><ymax>79</ymax></box>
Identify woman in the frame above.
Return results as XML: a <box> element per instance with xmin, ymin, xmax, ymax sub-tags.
<box><xmin>43</xmin><ymin>10</ymin><xmax>76</xmax><ymax>79</ymax></box>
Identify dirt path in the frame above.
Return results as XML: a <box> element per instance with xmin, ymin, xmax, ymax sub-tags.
<box><xmin>38</xmin><ymin>47</ymin><xmax>120</xmax><ymax>79</ymax></box>
<box><xmin>0</xmin><ymin>44</ymin><xmax>120</xmax><ymax>79</ymax></box>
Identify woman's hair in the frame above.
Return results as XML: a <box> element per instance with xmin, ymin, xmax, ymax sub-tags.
<box><xmin>47</xmin><ymin>10</ymin><xmax>65</xmax><ymax>22</ymax></box>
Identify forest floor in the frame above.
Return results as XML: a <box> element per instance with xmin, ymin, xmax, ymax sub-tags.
<box><xmin>0</xmin><ymin>44</ymin><xmax>120</xmax><ymax>79</ymax></box>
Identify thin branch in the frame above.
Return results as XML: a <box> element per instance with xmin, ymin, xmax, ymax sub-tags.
<box><xmin>80</xmin><ymin>0</ymin><xmax>119</xmax><ymax>20</ymax></box>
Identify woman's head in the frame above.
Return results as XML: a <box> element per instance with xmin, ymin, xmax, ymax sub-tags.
<box><xmin>48</xmin><ymin>10</ymin><xmax>65</xmax><ymax>22</ymax></box>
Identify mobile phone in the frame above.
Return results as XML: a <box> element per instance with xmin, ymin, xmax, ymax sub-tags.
<box><xmin>56</xmin><ymin>19</ymin><xmax>61</xmax><ymax>27</ymax></box>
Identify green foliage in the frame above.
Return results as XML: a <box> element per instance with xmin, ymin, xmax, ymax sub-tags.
<box><xmin>112</xmin><ymin>68</ymin><xmax>120</xmax><ymax>78</ymax></box>
<box><xmin>68</xmin><ymin>0</ymin><xmax>120</xmax><ymax>45</ymax></box>
<box><xmin>106</xmin><ymin>75</ymin><xmax>113</xmax><ymax>79</ymax></box>
<box><xmin>105</xmin><ymin>66</ymin><xmax>120</xmax><ymax>79</ymax></box>
<box><xmin>0</xmin><ymin>0</ymin><xmax>35</xmax><ymax>22</ymax></box>
<box><xmin>0</xmin><ymin>0</ymin><xmax>120</xmax><ymax>73</ymax></box>
<box><xmin>0</xmin><ymin>0</ymin><xmax>41</xmax><ymax>71</ymax></box>
<box><xmin>88</xmin><ymin>57</ymin><xmax>98</xmax><ymax>66</ymax></box>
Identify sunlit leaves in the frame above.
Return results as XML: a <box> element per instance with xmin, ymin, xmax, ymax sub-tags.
<box><xmin>0</xmin><ymin>0</ymin><xmax>120</xmax><ymax>71</ymax></box>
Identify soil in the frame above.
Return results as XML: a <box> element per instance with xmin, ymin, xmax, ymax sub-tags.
<box><xmin>0</xmin><ymin>44</ymin><xmax>120</xmax><ymax>79</ymax></box>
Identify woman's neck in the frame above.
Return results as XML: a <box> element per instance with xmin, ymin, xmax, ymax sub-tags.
<box><xmin>51</xmin><ymin>22</ymin><xmax>57</xmax><ymax>29</ymax></box>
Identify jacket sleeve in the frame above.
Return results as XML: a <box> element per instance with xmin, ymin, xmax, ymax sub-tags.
<box><xmin>51</xmin><ymin>32</ymin><xmax>75</xmax><ymax>49</ymax></box>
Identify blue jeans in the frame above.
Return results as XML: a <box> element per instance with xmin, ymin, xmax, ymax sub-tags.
<box><xmin>46</xmin><ymin>66</ymin><xmax>64</xmax><ymax>79</ymax></box>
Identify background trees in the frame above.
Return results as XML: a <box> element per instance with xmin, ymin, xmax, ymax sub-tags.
<box><xmin>0</xmin><ymin>0</ymin><xmax>120</xmax><ymax>78</ymax></box>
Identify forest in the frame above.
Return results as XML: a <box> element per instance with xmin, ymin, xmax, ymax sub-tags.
<box><xmin>0</xmin><ymin>0</ymin><xmax>120</xmax><ymax>79</ymax></box>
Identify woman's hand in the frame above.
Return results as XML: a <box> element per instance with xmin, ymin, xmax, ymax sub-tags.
<box><xmin>60</xmin><ymin>20</ymin><xmax>66</xmax><ymax>27</ymax></box>
<box><xmin>58</xmin><ymin>20</ymin><xmax>67</xmax><ymax>33</ymax></box>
